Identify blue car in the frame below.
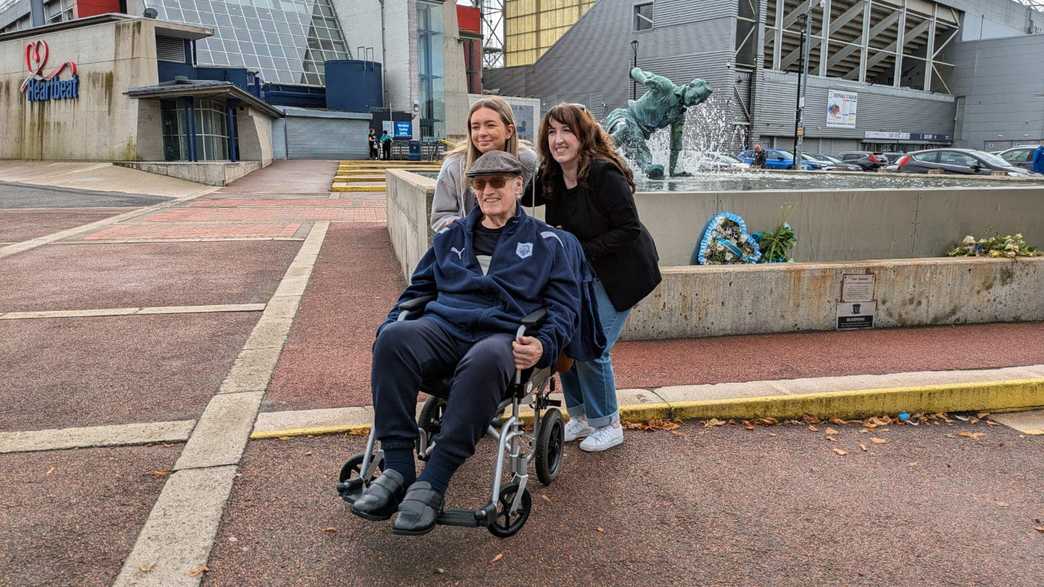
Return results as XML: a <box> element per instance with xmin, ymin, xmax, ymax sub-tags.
<box><xmin>737</xmin><ymin>149</ymin><xmax>820</xmax><ymax>170</ymax></box>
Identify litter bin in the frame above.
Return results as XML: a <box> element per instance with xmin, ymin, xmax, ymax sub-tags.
<box><xmin>408</xmin><ymin>140</ymin><xmax>421</xmax><ymax>161</ymax></box>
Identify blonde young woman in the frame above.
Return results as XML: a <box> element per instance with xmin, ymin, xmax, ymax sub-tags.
<box><xmin>430</xmin><ymin>97</ymin><xmax>538</xmax><ymax>232</ymax></box>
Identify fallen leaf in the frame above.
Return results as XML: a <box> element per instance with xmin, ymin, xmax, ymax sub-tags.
<box><xmin>138</xmin><ymin>563</ymin><xmax>155</xmax><ymax>573</ymax></box>
<box><xmin>832</xmin><ymin>448</ymin><xmax>848</xmax><ymax>456</ymax></box>
<box><xmin>829</xmin><ymin>417</ymin><xmax>848</xmax><ymax>425</ymax></box>
<box><xmin>958</xmin><ymin>431</ymin><xmax>985</xmax><ymax>440</ymax></box>
<box><xmin>228</xmin><ymin>536</ymin><xmax>238</xmax><ymax>543</ymax></box>
<box><xmin>321</xmin><ymin>527</ymin><xmax>337</xmax><ymax>533</ymax></box>
<box><xmin>977</xmin><ymin>412</ymin><xmax>990</xmax><ymax>419</ymax></box>
<box><xmin>825</xmin><ymin>436</ymin><xmax>837</xmax><ymax>442</ymax></box>
<box><xmin>436</xmin><ymin>568</ymin><xmax>446</xmax><ymax>574</ymax></box>
<box><xmin>859</xmin><ymin>443</ymin><xmax>868</xmax><ymax>452</ymax></box>
<box><xmin>626</xmin><ymin>419</ymin><xmax>682</xmax><ymax>432</ymax></box>
<box><xmin>491</xmin><ymin>553</ymin><xmax>504</xmax><ymax>563</ymax></box>
<box><xmin>807</xmin><ymin>425</ymin><xmax>818</xmax><ymax>432</ymax></box>
<box><xmin>985</xmin><ymin>420</ymin><xmax>997</xmax><ymax>427</ymax></box>
<box><xmin>1035</xmin><ymin>526</ymin><xmax>1044</xmax><ymax>533</ymax></box>
<box><xmin>278</xmin><ymin>436</ymin><xmax>290</xmax><ymax>441</ymax></box>
<box><xmin>802</xmin><ymin>414</ymin><xmax>820</xmax><ymax>425</ymax></box>
<box><xmin>704</xmin><ymin>418</ymin><xmax>727</xmax><ymax>428</ymax></box>
<box><xmin>669</xmin><ymin>430</ymin><xmax>685</xmax><ymax>437</ymax></box>
<box><xmin>46</xmin><ymin>466</ymin><xmax>55</xmax><ymax>475</ymax></box>
<box><xmin>187</xmin><ymin>565</ymin><xmax>208</xmax><ymax>577</ymax></box>
<box><xmin>148</xmin><ymin>468</ymin><xmax>171</xmax><ymax>480</ymax></box>
<box><xmin>870</xmin><ymin>437</ymin><xmax>888</xmax><ymax>444</ymax></box>
<box><xmin>540</xmin><ymin>495</ymin><xmax>552</xmax><ymax>503</ymax></box>
<box><xmin>824</xmin><ymin>427</ymin><xmax>840</xmax><ymax>435</ymax></box>
<box><xmin>768</xmin><ymin>433</ymin><xmax>777</xmax><ymax>437</ymax></box>
<box><xmin>757</xmin><ymin>417</ymin><xmax>778</xmax><ymax>426</ymax></box>
<box><xmin>305</xmin><ymin>451</ymin><xmax>313</xmax><ymax>456</ymax></box>
<box><xmin>596</xmin><ymin>527</ymin><xmax>605</xmax><ymax>533</ymax></box>
<box><xmin>742</xmin><ymin>420</ymin><xmax>755</xmax><ymax>431</ymax></box>
<box><xmin>995</xmin><ymin>502</ymin><xmax>1010</xmax><ymax>508</ymax></box>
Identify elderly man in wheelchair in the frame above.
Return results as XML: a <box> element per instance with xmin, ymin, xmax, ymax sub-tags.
<box><xmin>338</xmin><ymin>150</ymin><xmax>599</xmax><ymax>537</ymax></box>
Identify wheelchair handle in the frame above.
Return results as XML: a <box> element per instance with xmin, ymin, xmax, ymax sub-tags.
<box><xmin>514</xmin><ymin>306</ymin><xmax>548</xmax><ymax>384</ymax></box>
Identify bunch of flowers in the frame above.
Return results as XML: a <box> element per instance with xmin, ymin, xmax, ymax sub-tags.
<box><xmin>753</xmin><ymin>222</ymin><xmax>797</xmax><ymax>263</ymax></box>
<box><xmin>947</xmin><ymin>234</ymin><xmax>1043</xmax><ymax>258</ymax></box>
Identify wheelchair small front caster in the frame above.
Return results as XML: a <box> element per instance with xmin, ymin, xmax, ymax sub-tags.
<box><xmin>337</xmin><ymin>453</ymin><xmax>383</xmax><ymax>503</ymax></box>
<box><xmin>535</xmin><ymin>408</ymin><xmax>564</xmax><ymax>485</ymax></box>
<box><xmin>487</xmin><ymin>481</ymin><xmax>531</xmax><ymax>538</ymax></box>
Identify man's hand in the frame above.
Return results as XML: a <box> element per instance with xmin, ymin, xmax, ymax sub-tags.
<box><xmin>512</xmin><ymin>336</ymin><xmax>543</xmax><ymax>370</ymax></box>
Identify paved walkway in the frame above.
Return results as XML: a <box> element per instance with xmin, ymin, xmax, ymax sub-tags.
<box><xmin>1</xmin><ymin>160</ymin><xmax>1041</xmax><ymax>585</ymax></box>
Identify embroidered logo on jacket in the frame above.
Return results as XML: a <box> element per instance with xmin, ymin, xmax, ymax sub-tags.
<box><xmin>450</xmin><ymin>246</ymin><xmax>465</xmax><ymax>260</ymax></box>
<box><xmin>516</xmin><ymin>242</ymin><xmax>533</xmax><ymax>259</ymax></box>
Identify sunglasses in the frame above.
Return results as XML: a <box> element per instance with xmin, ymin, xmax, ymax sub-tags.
<box><xmin>469</xmin><ymin>175</ymin><xmax>513</xmax><ymax>191</ymax></box>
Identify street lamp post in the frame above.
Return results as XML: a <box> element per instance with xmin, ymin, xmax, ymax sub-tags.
<box><xmin>793</xmin><ymin>0</ymin><xmax>819</xmax><ymax>170</ymax></box>
<box><xmin>631</xmin><ymin>39</ymin><xmax>639</xmax><ymax>100</ymax></box>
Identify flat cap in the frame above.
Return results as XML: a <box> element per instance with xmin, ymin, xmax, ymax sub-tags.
<box><xmin>466</xmin><ymin>150</ymin><xmax>524</xmax><ymax>177</ymax></box>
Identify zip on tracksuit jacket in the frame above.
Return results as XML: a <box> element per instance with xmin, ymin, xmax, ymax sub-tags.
<box><xmin>380</xmin><ymin>204</ymin><xmax>580</xmax><ymax>369</ymax></box>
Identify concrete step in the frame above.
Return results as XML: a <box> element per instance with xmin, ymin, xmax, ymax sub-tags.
<box><xmin>331</xmin><ymin>174</ymin><xmax>386</xmax><ymax>181</ymax></box>
<box><xmin>330</xmin><ymin>182</ymin><xmax>386</xmax><ymax>192</ymax></box>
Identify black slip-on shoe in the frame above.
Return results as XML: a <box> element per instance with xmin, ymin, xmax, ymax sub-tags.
<box><xmin>351</xmin><ymin>469</ymin><xmax>408</xmax><ymax>521</ymax></box>
<box><xmin>392</xmin><ymin>481</ymin><xmax>444</xmax><ymax>536</ymax></box>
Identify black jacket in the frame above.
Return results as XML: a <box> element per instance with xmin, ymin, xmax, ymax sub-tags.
<box><xmin>527</xmin><ymin>158</ymin><xmax>661</xmax><ymax>311</ymax></box>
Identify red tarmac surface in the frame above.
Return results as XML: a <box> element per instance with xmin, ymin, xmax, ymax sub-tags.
<box><xmin>0</xmin><ymin>208</ymin><xmax>129</xmax><ymax>241</ymax></box>
<box><xmin>0</xmin><ymin>241</ymin><xmax>298</xmax><ymax>312</ymax></box>
<box><xmin>205</xmin><ymin>423</ymin><xmax>1042</xmax><ymax>585</ymax></box>
<box><xmin>0</xmin><ymin>313</ymin><xmax>258</xmax><ymax>430</ymax></box>
<box><xmin>266</xmin><ymin>223</ymin><xmax>405</xmax><ymax>411</ymax></box>
<box><xmin>1</xmin><ymin>444</ymin><xmax>179</xmax><ymax>586</ymax></box>
<box><xmin>612</xmin><ymin>321</ymin><xmax>1044</xmax><ymax>389</ymax></box>
<box><xmin>218</xmin><ymin>160</ymin><xmax>339</xmax><ymax>195</ymax></box>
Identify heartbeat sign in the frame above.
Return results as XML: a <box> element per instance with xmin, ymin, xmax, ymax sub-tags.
<box><xmin>20</xmin><ymin>40</ymin><xmax>80</xmax><ymax>102</ymax></box>
<box><xmin>20</xmin><ymin>40</ymin><xmax>78</xmax><ymax>93</ymax></box>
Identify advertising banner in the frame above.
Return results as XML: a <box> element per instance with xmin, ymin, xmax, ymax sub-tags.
<box><xmin>826</xmin><ymin>90</ymin><xmax>857</xmax><ymax>128</ymax></box>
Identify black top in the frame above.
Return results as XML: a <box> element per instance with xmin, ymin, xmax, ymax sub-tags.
<box><xmin>528</xmin><ymin>158</ymin><xmax>661</xmax><ymax>311</ymax></box>
<box><xmin>473</xmin><ymin>223</ymin><xmax>503</xmax><ymax>256</ymax></box>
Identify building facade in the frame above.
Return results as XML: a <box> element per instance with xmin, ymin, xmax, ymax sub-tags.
<box><xmin>1</xmin><ymin>0</ymin><xmax>472</xmax><ymax>149</ymax></box>
<box><xmin>0</xmin><ymin>14</ymin><xmax>277</xmax><ymax>180</ymax></box>
<box><xmin>485</xmin><ymin>0</ymin><xmax>1044</xmax><ymax>153</ymax></box>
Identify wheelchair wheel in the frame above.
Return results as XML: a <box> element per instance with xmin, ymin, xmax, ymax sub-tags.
<box><xmin>535</xmin><ymin>408</ymin><xmax>564</xmax><ymax>486</ymax></box>
<box><xmin>337</xmin><ymin>453</ymin><xmax>383</xmax><ymax>496</ymax></box>
<box><xmin>488</xmin><ymin>481</ymin><xmax>532</xmax><ymax>538</ymax></box>
<box><xmin>417</xmin><ymin>396</ymin><xmax>446</xmax><ymax>435</ymax></box>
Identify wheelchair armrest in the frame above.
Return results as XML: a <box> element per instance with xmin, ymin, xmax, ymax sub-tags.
<box><xmin>520</xmin><ymin>307</ymin><xmax>548</xmax><ymax>328</ymax></box>
<box><xmin>515</xmin><ymin>307</ymin><xmax>549</xmax><ymax>341</ymax></box>
<box><xmin>396</xmin><ymin>294</ymin><xmax>437</xmax><ymax>321</ymax></box>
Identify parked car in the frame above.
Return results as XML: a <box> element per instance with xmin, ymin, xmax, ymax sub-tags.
<box><xmin>807</xmin><ymin>153</ymin><xmax>863</xmax><ymax>171</ymax></box>
<box><xmin>995</xmin><ymin>145</ymin><xmax>1041</xmax><ymax>171</ymax></box>
<box><xmin>737</xmin><ymin>148</ymin><xmax>818</xmax><ymax>170</ymax></box>
<box><xmin>838</xmin><ymin>151</ymin><xmax>885</xmax><ymax>171</ymax></box>
<box><xmin>881</xmin><ymin>152</ymin><xmax>905</xmax><ymax>165</ymax></box>
<box><xmin>894</xmin><ymin>148</ymin><xmax>1032</xmax><ymax>176</ymax></box>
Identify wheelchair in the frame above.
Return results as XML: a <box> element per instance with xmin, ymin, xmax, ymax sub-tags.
<box><xmin>337</xmin><ymin>294</ymin><xmax>567</xmax><ymax>538</ymax></box>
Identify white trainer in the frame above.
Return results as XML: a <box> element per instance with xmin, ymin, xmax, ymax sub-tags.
<box><xmin>579</xmin><ymin>424</ymin><xmax>624</xmax><ymax>452</ymax></box>
<box><xmin>563</xmin><ymin>417</ymin><xmax>594</xmax><ymax>442</ymax></box>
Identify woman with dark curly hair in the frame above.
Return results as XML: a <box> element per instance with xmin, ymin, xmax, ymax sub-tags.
<box><xmin>528</xmin><ymin>103</ymin><xmax>661</xmax><ymax>452</ymax></box>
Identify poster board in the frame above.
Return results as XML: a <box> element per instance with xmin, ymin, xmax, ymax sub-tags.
<box><xmin>826</xmin><ymin>90</ymin><xmax>858</xmax><ymax>129</ymax></box>
<box><xmin>468</xmin><ymin>94</ymin><xmax>541</xmax><ymax>143</ymax></box>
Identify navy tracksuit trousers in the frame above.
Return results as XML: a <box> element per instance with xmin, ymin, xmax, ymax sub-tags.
<box><xmin>371</xmin><ymin>317</ymin><xmax>514</xmax><ymax>486</ymax></box>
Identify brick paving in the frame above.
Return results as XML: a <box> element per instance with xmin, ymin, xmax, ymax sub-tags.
<box><xmin>83</xmin><ymin>222</ymin><xmax>303</xmax><ymax>240</ymax></box>
<box><xmin>189</xmin><ymin>198</ymin><xmax>384</xmax><ymax>208</ymax></box>
<box><xmin>141</xmin><ymin>206</ymin><xmax>387</xmax><ymax>224</ymax></box>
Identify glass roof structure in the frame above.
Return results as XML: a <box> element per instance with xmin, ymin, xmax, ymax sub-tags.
<box><xmin>150</xmin><ymin>0</ymin><xmax>352</xmax><ymax>86</ymax></box>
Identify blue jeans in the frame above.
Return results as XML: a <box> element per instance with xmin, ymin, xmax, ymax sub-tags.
<box><xmin>560</xmin><ymin>279</ymin><xmax>629</xmax><ymax>428</ymax></box>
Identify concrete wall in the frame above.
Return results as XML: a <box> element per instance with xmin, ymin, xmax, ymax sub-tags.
<box><xmin>115</xmin><ymin>160</ymin><xmax>261</xmax><ymax>186</ymax></box>
<box><xmin>385</xmin><ymin>169</ymin><xmax>1044</xmax><ymax>339</ymax></box>
<box><xmin>386</xmin><ymin>169</ymin><xmax>436</xmax><ymax>282</ymax></box>
<box><xmin>0</xmin><ymin>19</ymin><xmax>159</xmax><ymax>160</ymax></box>
<box><xmin>236</xmin><ymin>106</ymin><xmax>273</xmax><ymax>166</ymax></box>
<box><xmin>637</xmin><ymin>184</ymin><xmax>1044</xmax><ymax>266</ymax></box>
<box><xmin>624</xmin><ymin>256</ymin><xmax>1044</xmax><ymax>339</ymax></box>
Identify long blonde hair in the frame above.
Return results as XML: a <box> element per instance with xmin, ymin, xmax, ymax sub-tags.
<box><xmin>449</xmin><ymin>96</ymin><xmax>520</xmax><ymax>173</ymax></box>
